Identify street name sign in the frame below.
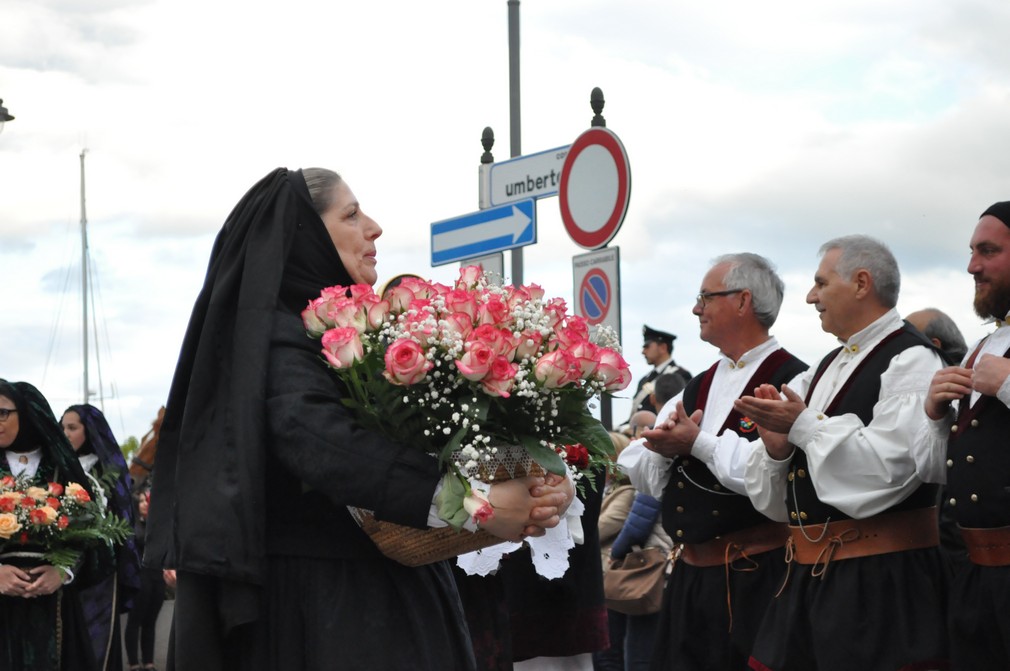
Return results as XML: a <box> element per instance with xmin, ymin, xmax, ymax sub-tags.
<box><xmin>431</xmin><ymin>199</ymin><xmax>536</xmax><ymax>266</ymax></box>
<box><xmin>484</xmin><ymin>145</ymin><xmax>571</xmax><ymax>208</ymax></box>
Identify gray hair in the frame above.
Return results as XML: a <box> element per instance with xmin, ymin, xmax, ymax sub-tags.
<box><xmin>301</xmin><ymin>167</ymin><xmax>342</xmax><ymax>215</ymax></box>
<box><xmin>712</xmin><ymin>252</ymin><xmax>784</xmax><ymax>328</ymax></box>
<box><xmin>819</xmin><ymin>235</ymin><xmax>900</xmax><ymax>308</ymax></box>
<box><xmin>916</xmin><ymin>308</ymin><xmax>969</xmax><ymax>364</ymax></box>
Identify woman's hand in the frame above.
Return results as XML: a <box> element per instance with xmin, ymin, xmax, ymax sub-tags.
<box><xmin>25</xmin><ymin>565</ymin><xmax>64</xmax><ymax>597</ymax></box>
<box><xmin>0</xmin><ymin>564</ymin><xmax>34</xmax><ymax>598</ymax></box>
<box><xmin>478</xmin><ymin>476</ymin><xmax>563</xmax><ymax>542</ymax></box>
<box><xmin>522</xmin><ymin>472</ymin><xmax>576</xmax><ymax>537</ymax></box>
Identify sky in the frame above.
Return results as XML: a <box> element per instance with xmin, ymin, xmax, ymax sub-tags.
<box><xmin>2</xmin><ymin>0</ymin><xmax>1010</xmax><ymax>441</ymax></box>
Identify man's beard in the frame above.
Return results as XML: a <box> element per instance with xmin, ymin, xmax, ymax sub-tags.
<box><xmin>973</xmin><ymin>274</ymin><xmax>1010</xmax><ymax>320</ymax></box>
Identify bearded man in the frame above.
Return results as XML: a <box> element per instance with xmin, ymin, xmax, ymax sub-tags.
<box><xmin>922</xmin><ymin>200</ymin><xmax>1010</xmax><ymax>671</ymax></box>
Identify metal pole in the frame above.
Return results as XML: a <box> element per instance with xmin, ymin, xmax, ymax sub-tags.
<box><xmin>80</xmin><ymin>149</ymin><xmax>90</xmax><ymax>405</ymax></box>
<box><xmin>507</xmin><ymin>0</ymin><xmax>522</xmax><ymax>286</ymax></box>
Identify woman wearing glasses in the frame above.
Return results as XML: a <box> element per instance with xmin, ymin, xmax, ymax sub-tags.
<box><xmin>0</xmin><ymin>380</ymin><xmax>103</xmax><ymax>671</ymax></box>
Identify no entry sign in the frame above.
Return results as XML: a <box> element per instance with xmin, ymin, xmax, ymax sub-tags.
<box><xmin>559</xmin><ymin>127</ymin><xmax>631</xmax><ymax>250</ymax></box>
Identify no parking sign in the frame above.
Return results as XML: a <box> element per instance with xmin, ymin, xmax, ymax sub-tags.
<box><xmin>573</xmin><ymin>247</ymin><xmax>621</xmax><ymax>342</ymax></box>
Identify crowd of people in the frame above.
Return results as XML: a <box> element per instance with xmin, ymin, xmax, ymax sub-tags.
<box><xmin>6</xmin><ymin>165</ymin><xmax>1010</xmax><ymax>671</ymax></box>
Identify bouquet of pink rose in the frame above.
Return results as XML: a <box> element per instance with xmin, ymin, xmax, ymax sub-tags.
<box><xmin>302</xmin><ymin>265</ymin><xmax>633</xmax><ymax>485</ymax></box>
<box><xmin>0</xmin><ymin>475</ymin><xmax>133</xmax><ymax>573</ymax></box>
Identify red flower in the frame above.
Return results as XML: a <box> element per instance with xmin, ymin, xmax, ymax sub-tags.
<box><xmin>57</xmin><ymin>516</ymin><xmax>69</xmax><ymax>530</ymax></box>
<box><xmin>47</xmin><ymin>482</ymin><xmax>64</xmax><ymax>496</ymax></box>
<box><xmin>561</xmin><ymin>443</ymin><xmax>590</xmax><ymax>470</ymax></box>
<box><xmin>29</xmin><ymin>508</ymin><xmax>49</xmax><ymax>526</ymax></box>
<box><xmin>19</xmin><ymin>497</ymin><xmax>35</xmax><ymax>509</ymax></box>
<box><xmin>46</xmin><ymin>497</ymin><xmax>61</xmax><ymax>510</ymax></box>
<box><xmin>18</xmin><ymin>532</ymin><xmax>28</xmax><ymax>545</ymax></box>
<box><xmin>0</xmin><ymin>476</ymin><xmax>15</xmax><ymax>489</ymax></box>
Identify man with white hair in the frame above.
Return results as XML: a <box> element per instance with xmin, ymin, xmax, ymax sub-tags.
<box><xmin>738</xmin><ymin>235</ymin><xmax>948</xmax><ymax>671</ymax></box>
<box><xmin>619</xmin><ymin>252</ymin><xmax>807</xmax><ymax>670</ymax></box>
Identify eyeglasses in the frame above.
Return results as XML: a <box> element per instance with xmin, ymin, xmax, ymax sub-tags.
<box><xmin>0</xmin><ymin>409</ymin><xmax>17</xmax><ymax>422</ymax></box>
<box><xmin>695</xmin><ymin>289</ymin><xmax>744</xmax><ymax>308</ymax></box>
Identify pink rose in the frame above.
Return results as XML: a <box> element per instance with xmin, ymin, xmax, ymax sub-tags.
<box><xmin>400</xmin><ymin>276</ymin><xmax>436</xmax><ymax>299</ymax></box>
<box><xmin>469</xmin><ymin>324</ymin><xmax>518</xmax><ymax>359</ymax></box>
<box><xmin>384</xmin><ymin>285</ymin><xmax>415</xmax><ymax>312</ymax></box>
<box><xmin>321</xmin><ymin>327</ymin><xmax>364</xmax><ymax>369</ymax></box>
<box><xmin>534</xmin><ymin>349</ymin><xmax>580</xmax><ymax>388</ymax></box>
<box><xmin>542</xmin><ymin>298</ymin><xmax>568</xmax><ymax>330</ymax></box>
<box><xmin>444</xmin><ymin>289</ymin><xmax>478</xmax><ymax>321</ymax></box>
<box><xmin>456</xmin><ymin>265</ymin><xmax>484</xmax><ymax>290</ymax></box>
<box><xmin>301</xmin><ymin>297</ymin><xmax>331</xmax><ymax>337</ymax></box>
<box><xmin>514</xmin><ymin>331</ymin><xmax>544</xmax><ymax>360</ymax></box>
<box><xmin>348</xmin><ymin>284</ymin><xmax>375</xmax><ymax>301</ymax></box>
<box><xmin>326</xmin><ymin>297</ymin><xmax>367</xmax><ymax>333</ymax></box>
<box><xmin>477</xmin><ymin>293</ymin><xmax>511</xmax><ymax>326</ymax></box>
<box><xmin>456</xmin><ymin>342</ymin><xmax>496</xmax><ymax>381</ymax></box>
<box><xmin>463</xmin><ymin>493</ymin><xmax>495</xmax><ymax>526</ymax></box>
<box><xmin>440</xmin><ymin>312</ymin><xmax>474</xmax><ymax>342</ymax></box>
<box><xmin>360</xmin><ymin>294</ymin><xmax>391</xmax><ymax>330</ymax></box>
<box><xmin>525</xmin><ymin>283</ymin><xmax>545</xmax><ymax>301</ymax></box>
<box><xmin>567</xmin><ymin>340</ymin><xmax>600</xmax><ymax>378</ymax></box>
<box><xmin>482</xmin><ymin>356</ymin><xmax>518</xmax><ymax>397</ymax></box>
<box><xmin>384</xmin><ymin>339</ymin><xmax>433</xmax><ymax>385</ymax></box>
<box><xmin>555</xmin><ymin>316</ymin><xmax>590</xmax><ymax>348</ymax></box>
<box><xmin>596</xmin><ymin>347</ymin><xmax>633</xmax><ymax>391</ymax></box>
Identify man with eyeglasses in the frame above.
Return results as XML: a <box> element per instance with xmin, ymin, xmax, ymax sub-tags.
<box><xmin>738</xmin><ymin>235</ymin><xmax>948</xmax><ymax>671</ymax></box>
<box><xmin>617</xmin><ymin>252</ymin><xmax>807</xmax><ymax>670</ymax></box>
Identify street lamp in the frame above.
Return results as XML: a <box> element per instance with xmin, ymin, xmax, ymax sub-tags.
<box><xmin>0</xmin><ymin>99</ymin><xmax>15</xmax><ymax>134</ymax></box>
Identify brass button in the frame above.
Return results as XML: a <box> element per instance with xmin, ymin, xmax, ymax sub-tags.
<box><xmin>799</xmin><ymin>512</ymin><xmax>808</xmax><ymax>520</ymax></box>
<box><xmin>951</xmin><ymin>425</ymin><xmax>959</xmax><ymax>433</ymax></box>
<box><xmin>816</xmin><ymin>413</ymin><xmax>825</xmax><ymax>420</ymax></box>
<box><xmin>676</xmin><ymin>506</ymin><xmax>684</xmax><ymax>513</ymax></box>
<box><xmin>677</xmin><ymin>481</ymin><xmax>685</xmax><ymax>489</ymax></box>
<box><xmin>971</xmin><ymin>494</ymin><xmax>979</xmax><ymax>502</ymax></box>
<box><xmin>790</xmin><ymin>511</ymin><xmax>798</xmax><ymax>520</ymax></box>
<box><xmin>946</xmin><ymin>459</ymin><xmax>954</xmax><ymax>467</ymax></box>
<box><xmin>949</xmin><ymin>498</ymin><xmax>957</xmax><ymax>506</ymax></box>
<box><xmin>971</xmin><ymin>419</ymin><xmax>980</xmax><ymax>428</ymax></box>
<box><xmin>788</xmin><ymin>472</ymin><xmax>795</xmax><ymax>482</ymax></box>
<box><xmin>797</xmin><ymin>469</ymin><xmax>807</xmax><ymax>478</ymax></box>
<box><xmin>966</xmin><ymin>456</ymin><xmax>975</xmax><ymax>464</ymax></box>
<box><xmin>676</xmin><ymin>529</ymin><xmax>684</xmax><ymax>538</ymax></box>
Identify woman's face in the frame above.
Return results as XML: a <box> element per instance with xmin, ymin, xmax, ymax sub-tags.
<box><xmin>0</xmin><ymin>395</ymin><xmax>19</xmax><ymax>450</ymax></box>
<box><xmin>61</xmin><ymin>410</ymin><xmax>87</xmax><ymax>452</ymax></box>
<box><xmin>320</xmin><ymin>180</ymin><xmax>383</xmax><ymax>286</ymax></box>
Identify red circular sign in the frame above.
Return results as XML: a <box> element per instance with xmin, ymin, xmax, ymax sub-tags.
<box><xmin>559</xmin><ymin>127</ymin><xmax>631</xmax><ymax>250</ymax></box>
<box><xmin>579</xmin><ymin>268</ymin><xmax>611</xmax><ymax>325</ymax></box>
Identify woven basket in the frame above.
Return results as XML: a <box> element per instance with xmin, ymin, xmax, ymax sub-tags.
<box><xmin>349</xmin><ymin>445</ymin><xmax>547</xmax><ymax>567</ymax></box>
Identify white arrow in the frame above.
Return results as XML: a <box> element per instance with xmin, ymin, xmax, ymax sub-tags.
<box><xmin>432</xmin><ymin>206</ymin><xmax>532</xmax><ymax>253</ymax></box>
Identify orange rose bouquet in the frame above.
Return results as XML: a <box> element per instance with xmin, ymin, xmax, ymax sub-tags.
<box><xmin>302</xmin><ymin>265</ymin><xmax>633</xmax><ymax>485</ymax></box>
<box><xmin>0</xmin><ymin>475</ymin><xmax>132</xmax><ymax>573</ymax></box>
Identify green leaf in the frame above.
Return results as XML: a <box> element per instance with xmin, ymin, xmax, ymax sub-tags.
<box><xmin>519</xmin><ymin>436</ymin><xmax>567</xmax><ymax>476</ymax></box>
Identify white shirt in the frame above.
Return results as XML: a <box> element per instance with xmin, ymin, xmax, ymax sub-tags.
<box><xmin>619</xmin><ymin>337</ymin><xmax>793</xmax><ymax>498</ymax></box>
<box><xmin>917</xmin><ymin>319</ymin><xmax>1010</xmax><ymax>480</ymax></box>
<box><xmin>745</xmin><ymin>309</ymin><xmax>944</xmax><ymax>522</ymax></box>
<box><xmin>5</xmin><ymin>448</ymin><xmax>42</xmax><ymax>479</ymax></box>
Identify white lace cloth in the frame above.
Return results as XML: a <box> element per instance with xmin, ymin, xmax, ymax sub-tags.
<box><xmin>455</xmin><ymin>496</ymin><xmax>585</xmax><ymax>580</ymax></box>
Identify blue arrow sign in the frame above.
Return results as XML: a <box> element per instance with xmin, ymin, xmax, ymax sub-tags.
<box><xmin>430</xmin><ymin>199</ymin><xmax>536</xmax><ymax>266</ymax></box>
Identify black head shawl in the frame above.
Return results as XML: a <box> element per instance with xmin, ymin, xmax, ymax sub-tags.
<box><xmin>65</xmin><ymin>403</ymin><xmax>142</xmax><ymax>606</ymax></box>
<box><xmin>0</xmin><ymin>380</ymin><xmax>92</xmax><ymax>491</ymax></box>
<box><xmin>147</xmin><ymin>169</ymin><xmax>351</xmax><ymax>606</ymax></box>
<box><xmin>982</xmin><ymin>201</ymin><xmax>1010</xmax><ymax>228</ymax></box>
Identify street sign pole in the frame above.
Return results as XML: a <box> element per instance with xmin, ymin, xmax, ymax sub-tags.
<box><xmin>508</xmin><ymin>0</ymin><xmax>522</xmax><ymax>286</ymax></box>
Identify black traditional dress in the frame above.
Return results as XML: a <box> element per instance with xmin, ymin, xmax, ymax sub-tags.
<box><xmin>146</xmin><ymin>168</ymin><xmax>476</xmax><ymax>671</ymax></box>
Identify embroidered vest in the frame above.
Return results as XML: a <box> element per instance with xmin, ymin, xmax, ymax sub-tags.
<box><xmin>787</xmin><ymin>325</ymin><xmax>938</xmax><ymax>526</ymax></box>
<box><xmin>946</xmin><ymin>344</ymin><xmax>1010</xmax><ymax>528</ymax></box>
<box><xmin>661</xmin><ymin>349</ymin><xmax>807</xmax><ymax>543</ymax></box>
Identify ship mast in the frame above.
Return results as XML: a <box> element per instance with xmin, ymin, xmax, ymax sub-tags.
<box><xmin>80</xmin><ymin>149</ymin><xmax>90</xmax><ymax>404</ymax></box>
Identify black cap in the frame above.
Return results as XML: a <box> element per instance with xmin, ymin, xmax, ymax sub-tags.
<box><xmin>982</xmin><ymin>202</ymin><xmax>1010</xmax><ymax>228</ymax></box>
<box><xmin>642</xmin><ymin>324</ymin><xmax>676</xmax><ymax>348</ymax></box>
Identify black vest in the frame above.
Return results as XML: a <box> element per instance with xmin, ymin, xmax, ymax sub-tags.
<box><xmin>661</xmin><ymin>348</ymin><xmax>808</xmax><ymax>543</ymax></box>
<box><xmin>786</xmin><ymin>325</ymin><xmax>938</xmax><ymax>526</ymax></box>
<box><xmin>946</xmin><ymin>343</ymin><xmax>1010</xmax><ymax>528</ymax></box>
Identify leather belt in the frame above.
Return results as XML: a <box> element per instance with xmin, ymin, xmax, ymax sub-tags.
<box><xmin>787</xmin><ymin>507</ymin><xmax>939</xmax><ymax>566</ymax></box>
<box><xmin>679</xmin><ymin>521</ymin><xmax>789</xmax><ymax>568</ymax></box>
<box><xmin>959</xmin><ymin>525</ymin><xmax>1010</xmax><ymax>566</ymax></box>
